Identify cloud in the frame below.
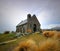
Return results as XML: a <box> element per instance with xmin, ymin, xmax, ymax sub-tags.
<box><xmin>0</xmin><ymin>0</ymin><xmax>60</xmax><ymax>32</ymax></box>
<box><xmin>48</xmin><ymin>24</ymin><xmax>60</xmax><ymax>29</ymax></box>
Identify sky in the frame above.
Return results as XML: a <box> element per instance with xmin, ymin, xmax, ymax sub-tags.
<box><xmin>0</xmin><ymin>0</ymin><xmax>60</xmax><ymax>33</ymax></box>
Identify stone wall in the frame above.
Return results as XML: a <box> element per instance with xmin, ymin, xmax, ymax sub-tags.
<box><xmin>16</xmin><ymin>14</ymin><xmax>41</xmax><ymax>33</ymax></box>
<box><xmin>27</xmin><ymin>14</ymin><xmax>40</xmax><ymax>33</ymax></box>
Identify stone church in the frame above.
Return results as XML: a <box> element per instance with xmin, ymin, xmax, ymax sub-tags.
<box><xmin>16</xmin><ymin>14</ymin><xmax>41</xmax><ymax>33</ymax></box>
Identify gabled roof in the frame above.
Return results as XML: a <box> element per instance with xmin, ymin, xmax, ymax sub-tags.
<box><xmin>17</xmin><ymin>19</ymin><xmax>27</xmax><ymax>26</ymax></box>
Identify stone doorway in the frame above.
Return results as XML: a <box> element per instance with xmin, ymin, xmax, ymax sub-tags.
<box><xmin>33</xmin><ymin>24</ymin><xmax>36</xmax><ymax>32</ymax></box>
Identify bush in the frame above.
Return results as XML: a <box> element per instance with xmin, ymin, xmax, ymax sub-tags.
<box><xmin>43</xmin><ymin>31</ymin><xmax>55</xmax><ymax>38</ymax></box>
<box><xmin>39</xmin><ymin>39</ymin><xmax>58</xmax><ymax>51</ymax></box>
<box><xmin>4</xmin><ymin>31</ymin><xmax>10</xmax><ymax>34</ymax></box>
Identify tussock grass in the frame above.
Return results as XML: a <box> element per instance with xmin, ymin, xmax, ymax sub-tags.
<box><xmin>39</xmin><ymin>39</ymin><xmax>59</xmax><ymax>51</ymax></box>
<box><xmin>54</xmin><ymin>32</ymin><xmax>60</xmax><ymax>39</ymax></box>
<box><xmin>43</xmin><ymin>31</ymin><xmax>57</xmax><ymax>38</ymax></box>
<box><xmin>13</xmin><ymin>39</ymin><xmax>39</xmax><ymax>51</ymax></box>
<box><xmin>13</xmin><ymin>31</ymin><xmax>60</xmax><ymax>51</ymax></box>
<box><xmin>0</xmin><ymin>31</ymin><xmax>60</xmax><ymax>51</ymax></box>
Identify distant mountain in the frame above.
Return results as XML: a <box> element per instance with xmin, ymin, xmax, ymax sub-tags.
<box><xmin>51</xmin><ymin>26</ymin><xmax>60</xmax><ymax>31</ymax></box>
<box><xmin>42</xmin><ymin>26</ymin><xmax>60</xmax><ymax>31</ymax></box>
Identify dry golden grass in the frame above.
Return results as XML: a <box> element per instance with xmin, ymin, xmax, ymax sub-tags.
<box><xmin>41</xmin><ymin>31</ymin><xmax>60</xmax><ymax>51</ymax></box>
<box><xmin>53</xmin><ymin>31</ymin><xmax>60</xmax><ymax>40</ymax></box>
<box><xmin>39</xmin><ymin>39</ymin><xmax>59</xmax><ymax>51</ymax></box>
<box><xmin>56</xmin><ymin>33</ymin><xmax>60</xmax><ymax>39</ymax></box>
<box><xmin>13</xmin><ymin>31</ymin><xmax>60</xmax><ymax>51</ymax></box>
<box><xmin>13</xmin><ymin>39</ymin><xmax>60</xmax><ymax>51</ymax></box>
<box><xmin>43</xmin><ymin>31</ymin><xmax>56</xmax><ymax>38</ymax></box>
<box><xmin>13</xmin><ymin>39</ymin><xmax>39</xmax><ymax>51</ymax></box>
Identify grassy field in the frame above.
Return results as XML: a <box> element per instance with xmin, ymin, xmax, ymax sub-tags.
<box><xmin>0</xmin><ymin>31</ymin><xmax>60</xmax><ymax>51</ymax></box>
<box><xmin>0</xmin><ymin>33</ymin><xmax>16</xmax><ymax>43</ymax></box>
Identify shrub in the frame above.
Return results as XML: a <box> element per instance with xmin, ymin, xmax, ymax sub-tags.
<box><xmin>4</xmin><ymin>31</ymin><xmax>10</xmax><ymax>34</ymax></box>
<box><xmin>43</xmin><ymin>31</ymin><xmax>55</xmax><ymax>38</ymax></box>
<box><xmin>39</xmin><ymin>39</ymin><xmax>58</xmax><ymax>51</ymax></box>
<box><xmin>13</xmin><ymin>39</ymin><xmax>39</xmax><ymax>51</ymax></box>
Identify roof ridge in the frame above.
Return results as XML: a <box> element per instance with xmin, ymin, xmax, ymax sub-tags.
<box><xmin>17</xmin><ymin>19</ymin><xmax>27</xmax><ymax>26</ymax></box>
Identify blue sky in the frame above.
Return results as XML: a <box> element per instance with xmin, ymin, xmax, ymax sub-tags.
<box><xmin>0</xmin><ymin>0</ymin><xmax>60</xmax><ymax>33</ymax></box>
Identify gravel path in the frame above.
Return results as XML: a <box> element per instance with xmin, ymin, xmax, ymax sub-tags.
<box><xmin>0</xmin><ymin>39</ymin><xmax>17</xmax><ymax>45</ymax></box>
